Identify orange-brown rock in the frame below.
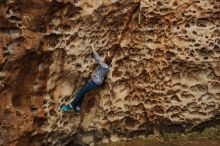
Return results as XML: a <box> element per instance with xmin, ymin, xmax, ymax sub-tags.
<box><xmin>0</xmin><ymin>0</ymin><xmax>220</xmax><ymax>146</ymax></box>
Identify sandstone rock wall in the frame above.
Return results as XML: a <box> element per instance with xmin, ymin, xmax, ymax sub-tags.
<box><xmin>0</xmin><ymin>0</ymin><xmax>220</xmax><ymax>145</ymax></box>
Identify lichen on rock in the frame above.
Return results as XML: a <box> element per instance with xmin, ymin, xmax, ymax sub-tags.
<box><xmin>0</xmin><ymin>0</ymin><xmax>220</xmax><ymax>145</ymax></box>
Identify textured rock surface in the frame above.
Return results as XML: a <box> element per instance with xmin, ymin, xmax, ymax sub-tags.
<box><xmin>0</xmin><ymin>0</ymin><xmax>220</xmax><ymax>145</ymax></box>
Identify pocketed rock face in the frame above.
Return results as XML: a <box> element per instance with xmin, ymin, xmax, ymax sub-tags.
<box><xmin>0</xmin><ymin>0</ymin><xmax>220</xmax><ymax>145</ymax></box>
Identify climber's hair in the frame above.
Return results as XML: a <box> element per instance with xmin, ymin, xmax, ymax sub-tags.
<box><xmin>104</xmin><ymin>44</ymin><xmax>120</xmax><ymax>65</ymax></box>
<box><xmin>105</xmin><ymin>56</ymin><xmax>112</xmax><ymax>65</ymax></box>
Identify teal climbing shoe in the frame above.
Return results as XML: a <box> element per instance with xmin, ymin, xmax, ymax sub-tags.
<box><xmin>74</xmin><ymin>106</ymin><xmax>80</xmax><ymax>113</ymax></box>
<box><xmin>61</xmin><ymin>104</ymin><xmax>74</xmax><ymax>111</ymax></box>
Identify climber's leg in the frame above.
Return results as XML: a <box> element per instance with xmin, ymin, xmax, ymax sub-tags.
<box><xmin>61</xmin><ymin>80</ymin><xmax>99</xmax><ymax>112</ymax></box>
<box><xmin>70</xmin><ymin>80</ymin><xmax>99</xmax><ymax>107</ymax></box>
<box><xmin>76</xmin><ymin>81</ymin><xmax>100</xmax><ymax>106</ymax></box>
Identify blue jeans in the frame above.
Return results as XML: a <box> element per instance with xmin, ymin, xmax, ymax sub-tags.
<box><xmin>70</xmin><ymin>80</ymin><xmax>99</xmax><ymax>107</ymax></box>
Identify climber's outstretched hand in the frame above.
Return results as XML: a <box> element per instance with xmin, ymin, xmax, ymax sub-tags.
<box><xmin>91</xmin><ymin>44</ymin><xmax>96</xmax><ymax>52</ymax></box>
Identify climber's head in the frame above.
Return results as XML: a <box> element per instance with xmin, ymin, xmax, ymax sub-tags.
<box><xmin>105</xmin><ymin>56</ymin><xmax>112</xmax><ymax>66</ymax></box>
<box><xmin>104</xmin><ymin>44</ymin><xmax>120</xmax><ymax>66</ymax></box>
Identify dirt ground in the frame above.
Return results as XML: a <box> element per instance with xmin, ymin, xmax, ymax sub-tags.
<box><xmin>101</xmin><ymin>139</ymin><xmax>220</xmax><ymax>146</ymax></box>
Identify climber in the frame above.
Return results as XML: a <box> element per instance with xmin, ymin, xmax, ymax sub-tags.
<box><xmin>60</xmin><ymin>44</ymin><xmax>112</xmax><ymax>113</ymax></box>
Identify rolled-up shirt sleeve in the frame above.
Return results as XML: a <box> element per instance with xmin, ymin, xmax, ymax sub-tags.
<box><xmin>92</xmin><ymin>50</ymin><xmax>109</xmax><ymax>68</ymax></box>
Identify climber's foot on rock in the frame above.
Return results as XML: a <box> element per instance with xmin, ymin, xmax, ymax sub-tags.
<box><xmin>60</xmin><ymin>104</ymin><xmax>74</xmax><ymax>111</ymax></box>
<box><xmin>61</xmin><ymin>105</ymin><xmax>80</xmax><ymax>113</ymax></box>
<box><xmin>74</xmin><ymin>106</ymin><xmax>80</xmax><ymax>113</ymax></box>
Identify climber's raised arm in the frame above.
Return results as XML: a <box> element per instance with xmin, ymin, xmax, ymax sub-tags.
<box><xmin>91</xmin><ymin>44</ymin><xmax>108</xmax><ymax>68</ymax></box>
